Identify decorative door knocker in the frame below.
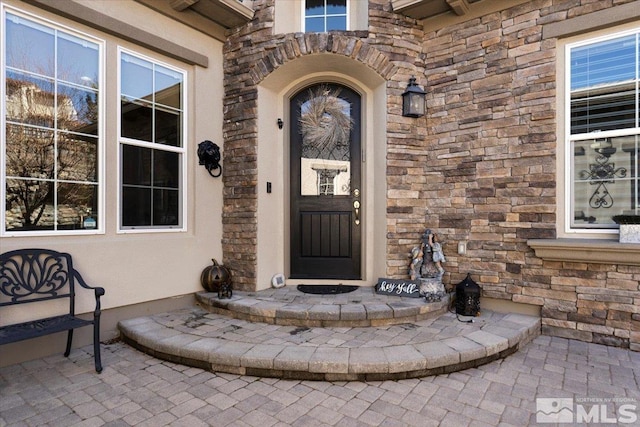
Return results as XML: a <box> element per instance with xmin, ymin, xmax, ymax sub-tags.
<box><xmin>197</xmin><ymin>140</ymin><xmax>222</xmax><ymax>178</ymax></box>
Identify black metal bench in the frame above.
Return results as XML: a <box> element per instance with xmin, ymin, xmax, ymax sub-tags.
<box><xmin>0</xmin><ymin>249</ymin><xmax>104</xmax><ymax>372</ymax></box>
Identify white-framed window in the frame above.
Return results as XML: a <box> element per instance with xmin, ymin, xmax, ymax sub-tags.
<box><xmin>1</xmin><ymin>7</ymin><xmax>104</xmax><ymax>235</ymax></box>
<box><xmin>303</xmin><ymin>0</ymin><xmax>348</xmax><ymax>32</ymax></box>
<box><xmin>566</xmin><ymin>28</ymin><xmax>639</xmax><ymax>231</ymax></box>
<box><xmin>118</xmin><ymin>49</ymin><xmax>186</xmax><ymax>232</ymax></box>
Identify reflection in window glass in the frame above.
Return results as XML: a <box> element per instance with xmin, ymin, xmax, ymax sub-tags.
<box><xmin>120</xmin><ymin>54</ymin><xmax>153</xmax><ymax>100</ymax></box>
<box><xmin>570</xmin><ymin>34</ymin><xmax>638</xmax><ymax>135</ymax></box>
<box><xmin>155</xmin><ymin>67</ymin><xmax>182</xmax><ymax>109</ymax></box>
<box><xmin>155</xmin><ymin>107</ymin><xmax>180</xmax><ymax>146</ymax></box>
<box><xmin>57</xmin><ymin>183</ymin><xmax>98</xmax><ymax>230</ymax></box>
<box><xmin>120</xmin><ymin>53</ymin><xmax>182</xmax><ymax>147</ymax></box>
<box><xmin>327</xmin><ymin>1</ymin><xmax>347</xmax><ymax>15</ymax></box>
<box><xmin>119</xmin><ymin>50</ymin><xmax>185</xmax><ymax>229</ymax></box>
<box><xmin>567</xmin><ymin>29</ymin><xmax>640</xmax><ymax>230</ymax></box>
<box><xmin>570</xmin><ymin>35</ymin><xmax>636</xmax><ymax>91</ymax></box>
<box><xmin>5</xmin><ymin>125</ymin><xmax>55</xmax><ymax>178</ymax></box>
<box><xmin>327</xmin><ymin>16</ymin><xmax>347</xmax><ymax>32</ymax></box>
<box><xmin>306</xmin><ymin>0</ymin><xmax>324</xmax><ymax>15</ymax></box>
<box><xmin>153</xmin><ymin>150</ymin><xmax>179</xmax><ymax>187</ymax></box>
<box><xmin>5</xmin><ymin>13</ymin><xmax>54</xmax><ymax>76</ymax></box>
<box><xmin>5</xmin><ymin>179</ymin><xmax>54</xmax><ymax>231</ymax></box>
<box><xmin>122</xmin><ymin>145</ymin><xmax>151</xmax><ymax>186</ymax></box>
<box><xmin>305</xmin><ymin>0</ymin><xmax>347</xmax><ymax>32</ymax></box>
<box><xmin>121</xmin><ymin>146</ymin><xmax>180</xmax><ymax>227</ymax></box>
<box><xmin>3</xmin><ymin>11</ymin><xmax>102</xmax><ymax>233</ymax></box>
<box><xmin>305</xmin><ymin>17</ymin><xmax>324</xmax><ymax>33</ymax></box>
<box><xmin>57</xmin><ymin>133</ymin><xmax>98</xmax><ymax>182</ymax></box>
<box><xmin>121</xmin><ymin>99</ymin><xmax>153</xmax><ymax>142</ymax></box>
<box><xmin>153</xmin><ymin>188</ymin><xmax>179</xmax><ymax>226</ymax></box>
<box><xmin>6</xmin><ymin>71</ymin><xmax>55</xmax><ymax>127</ymax></box>
<box><xmin>299</xmin><ymin>86</ymin><xmax>352</xmax><ymax>196</ymax></box>
<box><xmin>57</xmin><ymin>32</ymin><xmax>100</xmax><ymax>87</ymax></box>
<box><xmin>122</xmin><ymin>187</ymin><xmax>151</xmax><ymax>226</ymax></box>
<box><xmin>58</xmin><ymin>83</ymin><xmax>99</xmax><ymax>134</ymax></box>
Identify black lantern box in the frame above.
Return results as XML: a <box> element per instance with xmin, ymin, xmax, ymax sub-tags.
<box><xmin>455</xmin><ymin>274</ymin><xmax>481</xmax><ymax>317</ymax></box>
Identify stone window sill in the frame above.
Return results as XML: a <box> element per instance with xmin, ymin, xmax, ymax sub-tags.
<box><xmin>527</xmin><ymin>239</ymin><xmax>640</xmax><ymax>266</ymax></box>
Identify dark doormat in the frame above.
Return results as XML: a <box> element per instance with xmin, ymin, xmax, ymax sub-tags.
<box><xmin>297</xmin><ymin>284</ymin><xmax>359</xmax><ymax>295</ymax></box>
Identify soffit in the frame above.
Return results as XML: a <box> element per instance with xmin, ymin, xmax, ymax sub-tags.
<box><xmin>135</xmin><ymin>0</ymin><xmax>254</xmax><ymax>39</ymax></box>
<box><xmin>174</xmin><ymin>0</ymin><xmax>254</xmax><ymax>28</ymax></box>
<box><xmin>392</xmin><ymin>0</ymin><xmax>531</xmax><ymax>31</ymax></box>
<box><xmin>392</xmin><ymin>0</ymin><xmax>482</xmax><ymax>20</ymax></box>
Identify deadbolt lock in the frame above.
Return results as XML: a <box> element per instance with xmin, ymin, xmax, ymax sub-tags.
<box><xmin>353</xmin><ymin>189</ymin><xmax>360</xmax><ymax>198</ymax></box>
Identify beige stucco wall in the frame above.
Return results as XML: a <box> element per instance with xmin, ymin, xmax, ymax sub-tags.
<box><xmin>1</xmin><ymin>1</ymin><xmax>224</xmax><ymax>322</ymax></box>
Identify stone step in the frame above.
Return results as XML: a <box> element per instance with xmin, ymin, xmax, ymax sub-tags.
<box><xmin>195</xmin><ymin>287</ymin><xmax>449</xmax><ymax>327</ymax></box>
<box><xmin>118</xmin><ymin>305</ymin><xmax>540</xmax><ymax>381</ymax></box>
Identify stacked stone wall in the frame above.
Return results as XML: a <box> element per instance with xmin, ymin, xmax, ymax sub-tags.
<box><xmin>222</xmin><ymin>0</ymin><xmax>639</xmax><ymax>350</ymax></box>
<box><xmin>419</xmin><ymin>0</ymin><xmax>639</xmax><ymax>350</ymax></box>
<box><xmin>223</xmin><ymin>0</ymin><xmax>426</xmax><ymax>290</ymax></box>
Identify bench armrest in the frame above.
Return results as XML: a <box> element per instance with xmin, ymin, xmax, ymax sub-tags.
<box><xmin>73</xmin><ymin>270</ymin><xmax>105</xmax><ymax>310</ymax></box>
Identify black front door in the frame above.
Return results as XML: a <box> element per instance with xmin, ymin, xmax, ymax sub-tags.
<box><xmin>290</xmin><ymin>83</ymin><xmax>362</xmax><ymax>279</ymax></box>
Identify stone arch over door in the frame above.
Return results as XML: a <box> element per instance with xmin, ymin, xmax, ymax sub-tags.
<box><xmin>223</xmin><ymin>31</ymin><xmax>425</xmax><ymax>290</ymax></box>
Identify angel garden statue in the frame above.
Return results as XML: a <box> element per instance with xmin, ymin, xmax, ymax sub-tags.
<box><xmin>428</xmin><ymin>232</ymin><xmax>445</xmax><ymax>275</ymax></box>
<box><xmin>409</xmin><ymin>245</ymin><xmax>423</xmax><ymax>281</ymax></box>
<box><xmin>409</xmin><ymin>228</ymin><xmax>447</xmax><ymax>302</ymax></box>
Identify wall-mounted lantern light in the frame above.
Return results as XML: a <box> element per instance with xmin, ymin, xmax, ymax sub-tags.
<box><xmin>402</xmin><ymin>76</ymin><xmax>426</xmax><ymax>118</ymax></box>
<box><xmin>277</xmin><ymin>118</ymin><xmax>284</xmax><ymax>129</ymax></box>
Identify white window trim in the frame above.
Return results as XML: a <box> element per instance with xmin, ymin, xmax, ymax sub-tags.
<box><xmin>302</xmin><ymin>0</ymin><xmax>350</xmax><ymax>32</ymax></box>
<box><xmin>0</xmin><ymin>5</ymin><xmax>106</xmax><ymax>237</ymax></box>
<box><xmin>116</xmin><ymin>46</ymin><xmax>187</xmax><ymax>234</ymax></box>
<box><xmin>561</xmin><ymin>25</ymin><xmax>640</xmax><ymax>238</ymax></box>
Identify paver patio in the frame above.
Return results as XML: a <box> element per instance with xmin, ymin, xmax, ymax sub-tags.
<box><xmin>1</xmin><ymin>336</ymin><xmax>639</xmax><ymax>426</ymax></box>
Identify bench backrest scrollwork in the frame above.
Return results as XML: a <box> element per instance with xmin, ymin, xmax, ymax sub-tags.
<box><xmin>0</xmin><ymin>249</ymin><xmax>77</xmax><ymax>314</ymax></box>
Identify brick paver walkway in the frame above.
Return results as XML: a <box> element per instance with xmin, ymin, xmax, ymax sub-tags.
<box><xmin>1</xmin><ymin>336</ymin><xmax>638</xmax><ymax>426</ymax></box>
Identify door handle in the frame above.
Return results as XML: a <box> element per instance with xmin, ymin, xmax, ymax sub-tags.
<box><xmin>353</xmin><ymin>200</ymin><xmax>360</xmax><ymax>226</ymax></box>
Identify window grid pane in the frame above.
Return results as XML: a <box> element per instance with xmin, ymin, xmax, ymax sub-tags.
<box><xmin>326</xmin><ymin>16</ymin><xmax>346</xmax><ymax>32</ymax></box>
<box><xmin>570</xmin><ymin>35</ymin><xmax>636</xmax><ymax>91</ymax></box>
<box><xmin>3</xmin><ymin>11</ymin><xmax>101</xmax><ymax>233</ymax></box>
<box><xmin>119</xmin><ymin>50</ymin><xmax>185</xmax><ymax>229</ymax></box>
<box><xmin>569</xmin><ymin>32</ymin><xmax>640</xmax><ymax>230</ymax></box>
<box><xmin>305</xmin><ymin>0</ymin><xmax>347</xmax><ymax>32</ymax></box>
<box><xmin>305</xmin><ymin>17</ymin><xmax>325</xmax><ymax>32</ymax></box>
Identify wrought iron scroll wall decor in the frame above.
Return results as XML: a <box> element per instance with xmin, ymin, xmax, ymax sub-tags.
<box><xmin>578</xmin><ymin>139</ymin><xmax>627</xmax><ymax>209</ymax></box>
